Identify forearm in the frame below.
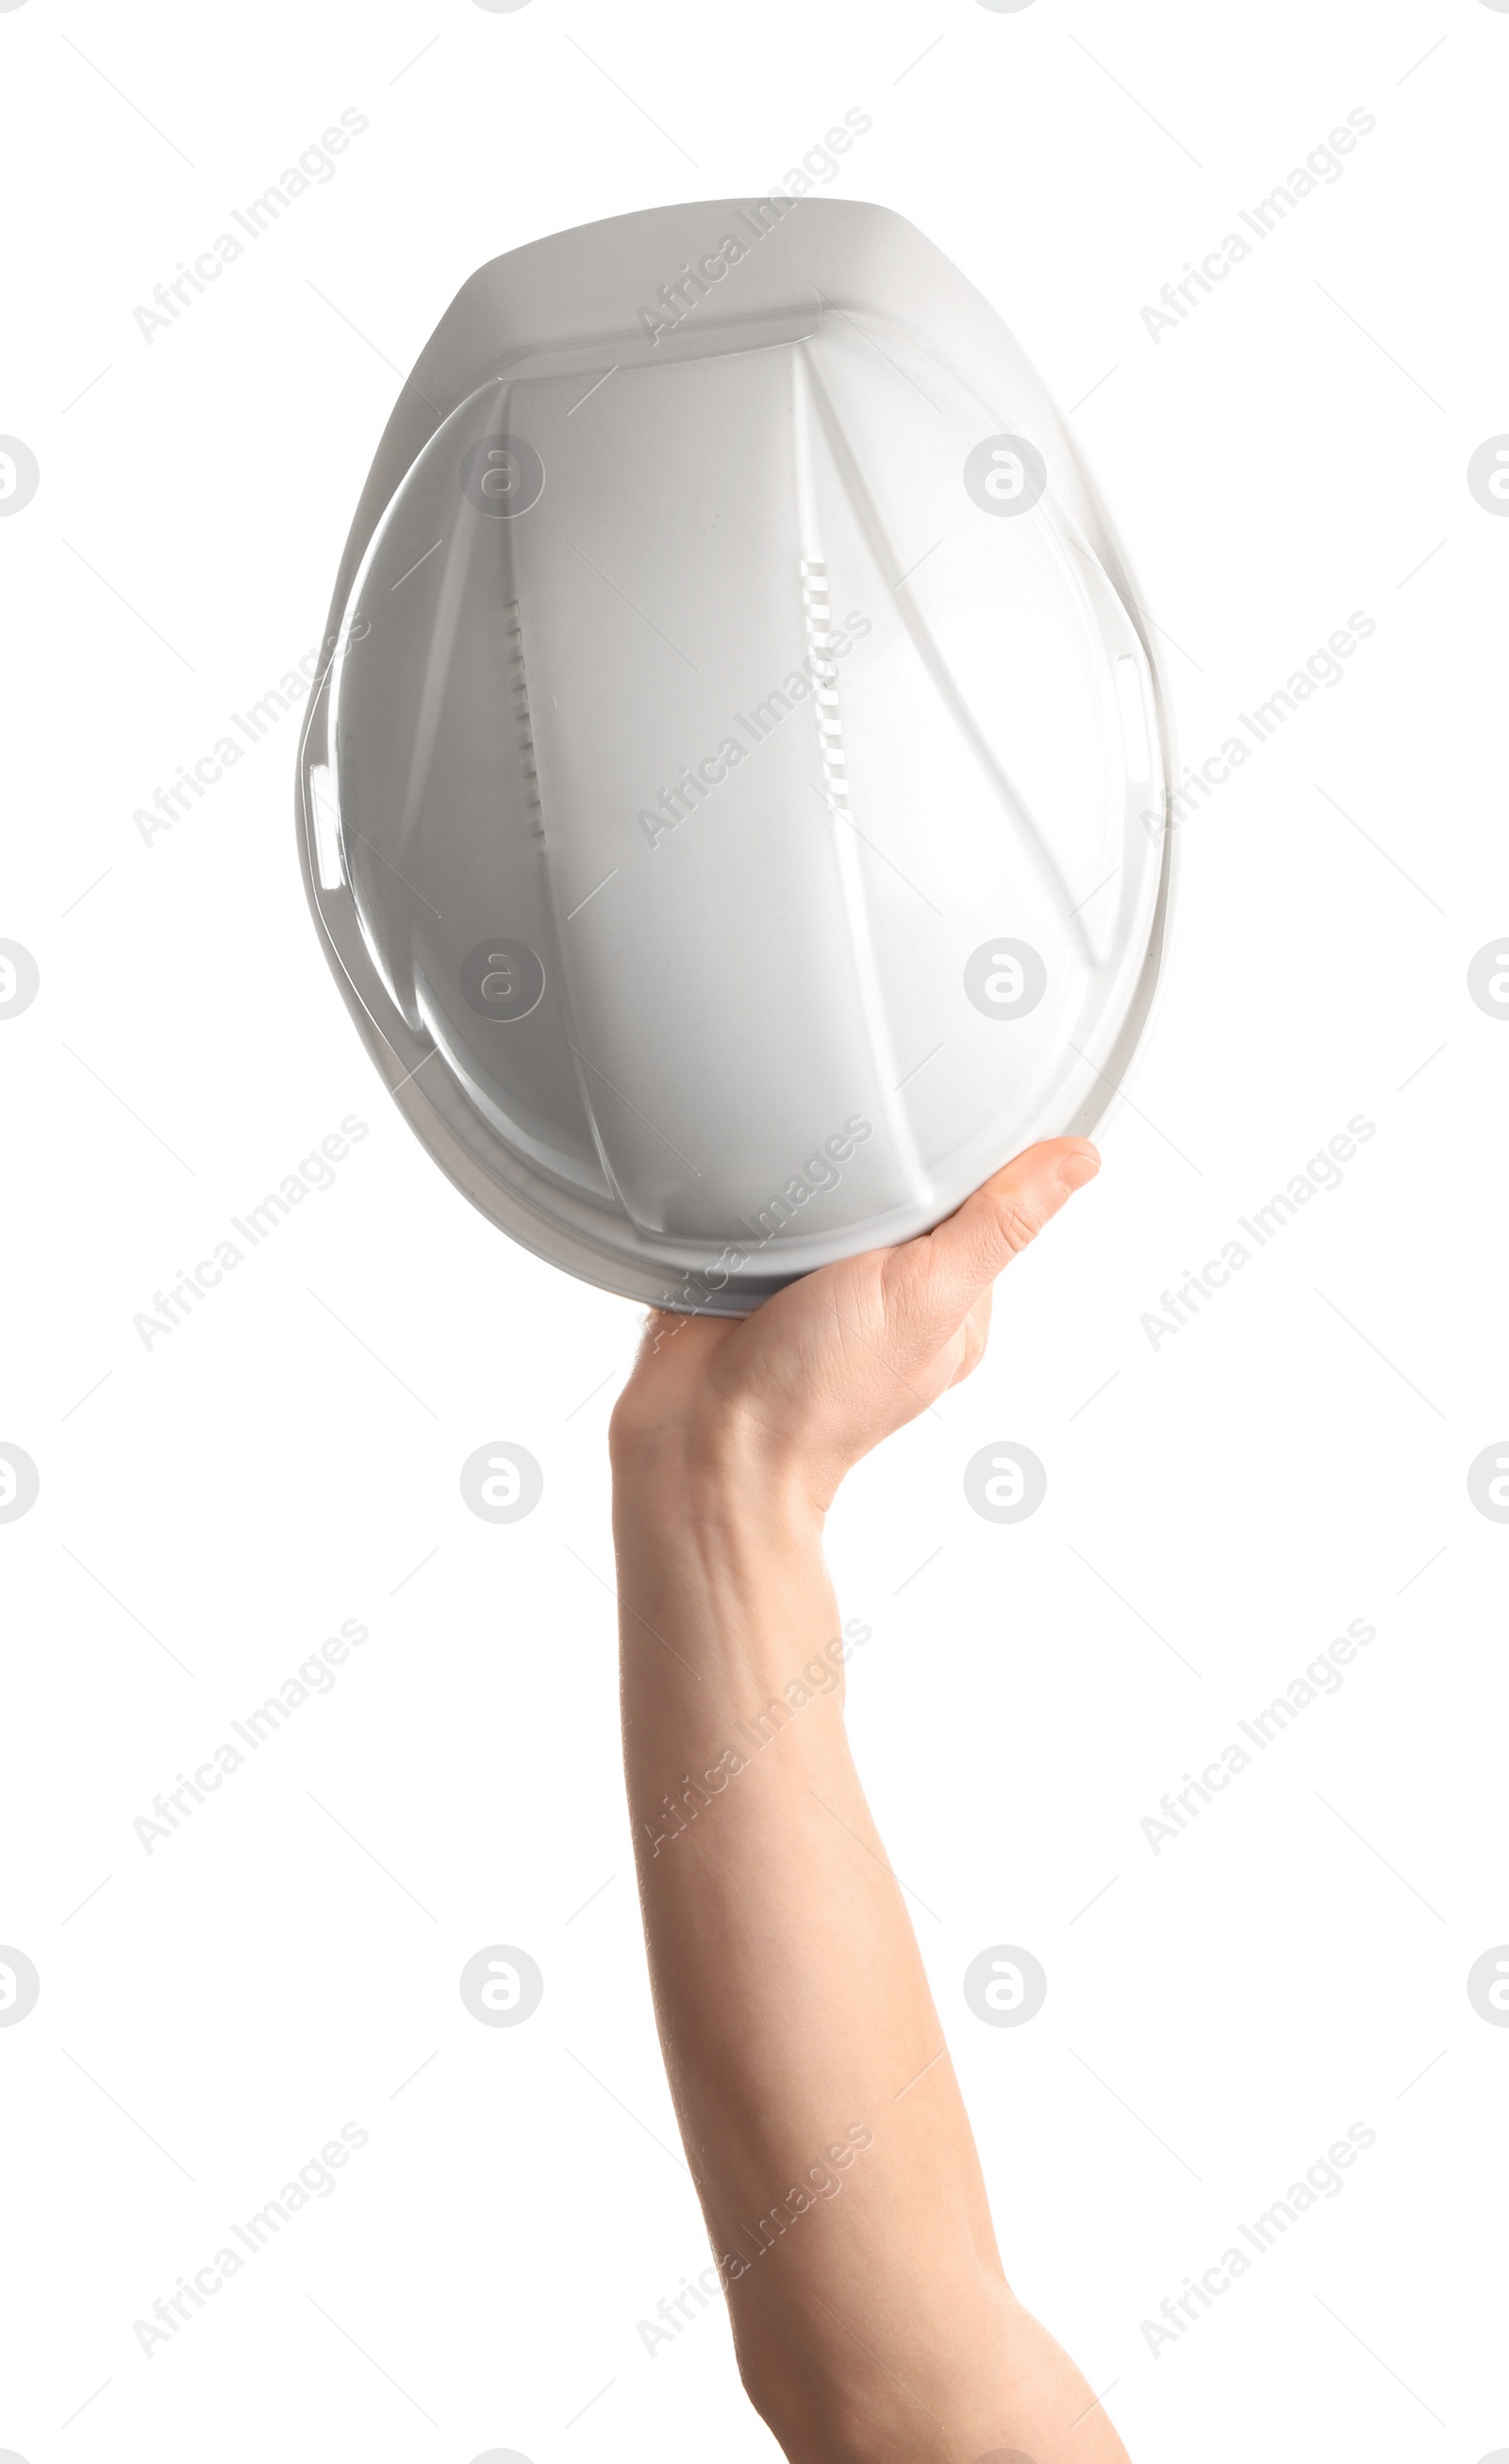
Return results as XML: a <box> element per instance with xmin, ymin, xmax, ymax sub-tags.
<box><xmin>612</xmin><ymin>1419</ymin><xmax>1131</xmax><ymax>2463</ymax></box>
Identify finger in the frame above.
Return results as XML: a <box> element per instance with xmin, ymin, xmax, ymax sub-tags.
<box><xmin>911</xmin><ymin>1139</ymin><xmax>1100</xmax><ymax>1325</ymax></box>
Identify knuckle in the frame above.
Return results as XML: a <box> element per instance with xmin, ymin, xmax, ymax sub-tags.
<box><xmin>991</xmin><ymin>1193</ymin><xmax>1045</xmax><ymax>1255</ymax></box>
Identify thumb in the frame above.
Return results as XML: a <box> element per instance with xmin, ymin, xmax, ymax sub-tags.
<box><xmin>912</xmin><ymin>1139</ymin><xmax>1100</xmax><ymax>1325</ymax></box>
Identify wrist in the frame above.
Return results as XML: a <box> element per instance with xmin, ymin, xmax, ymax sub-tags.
<box><xmin>609</xmin><ymin>1403</ymin><xmax>828</xmax><ymax>1546</ymax></box>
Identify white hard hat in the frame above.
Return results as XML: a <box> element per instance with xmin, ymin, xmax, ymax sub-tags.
<box><xmin>297</xmin><ymin>199</ymin><xmax>1175</xmax><ymax>1313</ymax></box>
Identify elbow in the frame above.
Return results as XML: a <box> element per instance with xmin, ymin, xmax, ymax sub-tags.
<box><xmin>735</xmin><ymin>2367</ymin><xmax>887</xmax><ymax>2464</ymax></box>
<box><xmin>730</xmin><ymin>2273</ymin><xmax>1019</xmax><ymax>2462</ymax></box>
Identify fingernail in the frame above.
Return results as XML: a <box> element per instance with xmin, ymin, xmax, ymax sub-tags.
<box><xmin>1057</xmin><ymin>1145</ymin><xmax>1101</xmax><ymax>1192</ymax></box>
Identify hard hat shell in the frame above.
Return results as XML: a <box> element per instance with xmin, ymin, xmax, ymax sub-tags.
<box><xmin>297</xmin><ymin>199</ymin><xmax>1176</xmax><ymax>1314</ymax></box>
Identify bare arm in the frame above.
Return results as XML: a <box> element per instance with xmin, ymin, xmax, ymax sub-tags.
<box><xmin>610</xmin><ymin>1137</ymin><xmax>1134</xmax><ymax>2464</ymax></box>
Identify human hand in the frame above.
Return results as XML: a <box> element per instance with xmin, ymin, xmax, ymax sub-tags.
<box><xmin>610</xmin><ymin>1137</ymin><xmax>1100</xmax><ymax>1516</ymax></box>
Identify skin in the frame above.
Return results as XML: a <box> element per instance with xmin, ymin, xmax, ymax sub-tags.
<box><xmin>610</xmin><ymin>1135</ymin><xmax>1135</xmax><ymax>2464</ymax></box>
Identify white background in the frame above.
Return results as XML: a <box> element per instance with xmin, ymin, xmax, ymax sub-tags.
<box><xmin>2</xmin><ymin>1</ymin><xmax>1506</xmax><ymax>2458</ymax></box>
